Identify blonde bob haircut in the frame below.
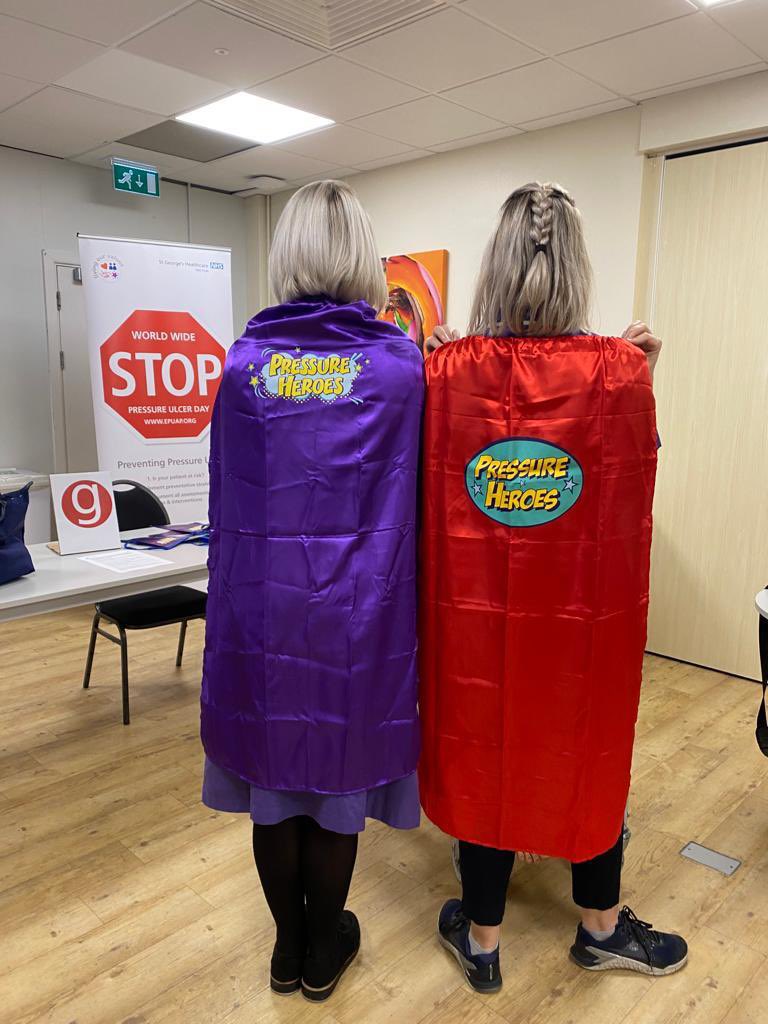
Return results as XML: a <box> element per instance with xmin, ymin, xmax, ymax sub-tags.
<box><xmin>468</xmin><ymin>182</ymin><xmax>593</xmax><ymax>337</ymax></box>
<box><xmin>269</xmin><ymin>179</ymin><xmax>388</xmax><ymax>313</ymax></box>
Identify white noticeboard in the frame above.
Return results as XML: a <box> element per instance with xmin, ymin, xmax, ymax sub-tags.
<box><xmin>77</xmin><ymin>235</ymin><xmax>234</xmax><ymax>522</ymax></box>
<box><xmin>50</xmin><ymin>471</ymin><xmax>121</xmax><ymax>555</ymax></box>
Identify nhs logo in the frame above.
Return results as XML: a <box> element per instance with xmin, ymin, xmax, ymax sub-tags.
<box><xmin>209</xmin><ymin>261</ymin><xmax>224</xmax><ymax>270</ymax></box>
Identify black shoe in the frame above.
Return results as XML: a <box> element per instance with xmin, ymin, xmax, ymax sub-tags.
<box><xmin>269</xmin><ymin>946</ymin><xmax>303</xmax><ymax>995</ymax></box>
<box><xmin>570</xmin><ymin>906</ymin><xmax>688</xmax><ymax>976</ymax></box>
<box><xmin>438</xmin><ymin>899</ymin><xmax>502</xmax><ymax>993</ymax></box>
<box><xmin>301</xmin><ymin>910</ymin><xmax>360</xmax><ymax>1002</ymax></box>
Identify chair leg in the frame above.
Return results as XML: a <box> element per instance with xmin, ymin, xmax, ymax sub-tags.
<box><xmin>119</xmin><ymin>626</ymin><xmax>130</xmax><ymax>726</ymax></box>
<box><xmin>82</xmin><ymin>611</ymin><xmax>100</xmax><ymax>689</ymax></box>
<box><xmin>176</xmin><ymin>620</ymin><xmax>188</xmax><ymax>668</ymax></box>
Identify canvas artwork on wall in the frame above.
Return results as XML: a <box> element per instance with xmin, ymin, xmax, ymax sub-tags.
<box><xmin>381</xmin><ymin>250</ymin><xmax>448</xmax><ymax>356</ymax></box>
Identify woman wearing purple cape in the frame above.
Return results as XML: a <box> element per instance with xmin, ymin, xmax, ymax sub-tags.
<box><xmin>200</xmin><ymin>181</ymin><xmax>423</xmax><ymax>1001</ymax></box>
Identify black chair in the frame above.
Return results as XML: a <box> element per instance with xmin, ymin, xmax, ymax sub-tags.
<box><xmin>82</xmin><ymin>480</ymin><xmax>206</xmax><ymax>724</ymax></box>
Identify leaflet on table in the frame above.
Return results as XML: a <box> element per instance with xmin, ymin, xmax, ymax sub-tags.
<box><xmin>164</xmin><ymin>522</ymin><xmax>207</xmax><ymax>534</ymax></box>
<box><xmin>78</xmin><ymin>551</ymin><xmax>172</xmax><ymax>573</ymax></box>
<box><xmin>123</xmin><ymin>524</ymin><xmax>210</xmax><ymax>550</ymax></box>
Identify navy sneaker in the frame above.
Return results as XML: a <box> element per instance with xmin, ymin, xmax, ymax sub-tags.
<box><xmin>438</xmin><ymin>899</ymin><xmax>502</xmax><ymax>993</ymax></box>
<box><xmin>570</xmin><ymin>906</ymin><xmax>688</xmax><ymax>976</ymax></box>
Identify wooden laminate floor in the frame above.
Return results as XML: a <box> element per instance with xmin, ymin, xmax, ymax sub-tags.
<box><xmin>0</xmin><ymin>607</ymin><xmax>767</xmax><ymax>1024</ymax></box>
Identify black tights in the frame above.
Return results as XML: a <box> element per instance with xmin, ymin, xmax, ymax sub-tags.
<box><xmin>252</xmin><ymin>816</ymin><xmax>358</xmax><ymax>960</ymax></box>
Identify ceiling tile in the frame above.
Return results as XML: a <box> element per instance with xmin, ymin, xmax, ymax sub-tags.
<box><xmin>349</xmin><ymin>95</ymin><xmax>506</xmax><ymax>148</ymax></box>
<box><xmin>56</xmin><ymin>51</ymin><xmax>230</xmax><ymax>117</ymax></box>
<box><xmin>277</xmin><ymin>124</ymin><xmax>413</xmax><ymax>165</ymax></box>
<box><xmin>354</xmin><ymin>149</ymin><xmax>433</xmax><ymax>171</ymax></box>
<box><xmin>185</xmin><ymin>145</ymin><xmax>341</xmax><ymax>190</ymax></box>
<box><xmin>118</xmin><ymin>119</ymin><xmax>254</xmax><ymax>161</ymax></box>
<box><xmin>73</xmin><ymin>143</ymin><xmax>202</xmax><ymax>177</ymax></box>
<box><xmin>459</xmin><ymin>0</ymin><xmax>695</xmax><ymax>55</ymax></box>
<box><xmin>0</xmin><ymin>14</ymin><xmax>105</xmax><ymax>84</ymax></box>
<box><xmin>0</xmin><ymin>1</ymin><xmax>192</xmax><ymax>45</ymax></box>
<box><xmin>250</xmin><ymin>56</ymin><xmax>424</xmax><ymax>122</ymax></box>
<box><xmin>341</xmin><ymin>8</ymin><xmax>539</xmax><ymax>92</ymax></box>
<box><xmin>560</xmin><ymin>13</ymin><xmax>758</xmax><ymax>97</ymax></box>
<box><xmin>0</xmin><ymin>87</ymin><xmax>160</xmax><ymax>158</ymax></box>
<box><xmin>518</xmin><ymin>98</ymin><xmax>633</xmax><ymax>131</ymax></box>
<box><xmin>0</xmin><ymin>108</ymin><xmax>101</xmax><ymax>157</ymax></box>
<box><xmin>709</xmin><ymin>0</ymin><xmax>768</xmax><ymax>63</ymax></box>
<box><xmin>428</xmin><ymin>126</ymin><xmax>524</xmax><ymax>152</ymax></box>
<box><xmin>442</xmin><ymin>61</ymin><xmax>616</xmax><ymax>125</ymax></box>
<box><xmin>122</xmin><ymin>2</ymin><xmax>323</xmax><ymax>88</ymax></box>
<box><xmin>0</xmin><ymin>73</ymin><xmax>40</xmax><ymax>113</ymax></box>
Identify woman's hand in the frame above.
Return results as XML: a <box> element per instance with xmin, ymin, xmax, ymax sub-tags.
<box><xmin>622</xmin><ymin>321</ymin><xmax>662</xmax><ymax>378</ymax></box>
<box><xmin>425</xmin><ymin>325</ymin><xmax>461</xmax><ymax>353</ymax></box>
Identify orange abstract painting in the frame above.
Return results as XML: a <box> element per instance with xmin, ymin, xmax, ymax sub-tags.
<box><xmin>381</xmin><ymin>249</ymin><xmax>448</xmax><ymax>356</ymax></box>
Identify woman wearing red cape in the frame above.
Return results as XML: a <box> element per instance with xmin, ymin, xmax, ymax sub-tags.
<box><xmin>419</xmin><ymin>183</ymin><xmax>688</xmax><ymax>991</ymax></box>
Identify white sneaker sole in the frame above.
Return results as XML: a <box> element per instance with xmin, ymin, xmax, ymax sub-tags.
<box><xmin>570</xmin><ymin>949</ymin><xmax>688</xmax><ymax>976</ymax></box>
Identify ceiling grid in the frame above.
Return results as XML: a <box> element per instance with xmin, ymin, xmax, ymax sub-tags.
<box><xmin>0</xmin><ymin>0</ymin><xmax>764</xmax><ymax>193</ymax></box>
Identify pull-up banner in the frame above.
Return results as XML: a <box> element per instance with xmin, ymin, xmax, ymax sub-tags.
<box><xmin>78</xmin><ymin>235</ymin><xmax>233</xmax><ymax>521</ymax></box>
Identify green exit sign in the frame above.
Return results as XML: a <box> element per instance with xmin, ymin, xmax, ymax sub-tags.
<box><xmin>111</xmin><ymin>158</ymin><xmax>160</xmax><ymax>198</ymax></box>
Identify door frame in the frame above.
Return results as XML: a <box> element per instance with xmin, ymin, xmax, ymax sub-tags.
<box><xmin>42</xmin><ymin>249</ymin><xmax>81</xmax><ymax>474</ymax></box>
<box><xmin>632</xmin><ymin>154</ymin><xmax>666</xmax><ymax>324</ymax></box>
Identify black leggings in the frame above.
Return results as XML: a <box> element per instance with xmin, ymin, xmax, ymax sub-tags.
<box><xmin>252</xmin><ymin>816</ymin><xmax>358</xmax><ymax>960</ymax></box>
<box><xmin>460</xmin><ymin>831</ymin><xmax>624</xmax><ymax>926</ymax></box>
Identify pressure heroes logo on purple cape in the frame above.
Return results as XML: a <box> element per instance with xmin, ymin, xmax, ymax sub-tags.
<box><xmin>247</xmin><ymin>347</ymin><xmax>369</xmax><ymax>405</ymax></box>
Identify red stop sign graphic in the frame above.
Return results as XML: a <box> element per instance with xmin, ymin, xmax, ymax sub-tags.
<box><xmin>100</xmin><ymin>310</ymin><xmax>226</xmax><ymax>440</ymax></box>
<box><xmin>61</xmin><ymin>480</ymin><xmax>113</xmax><ymax>528</ymax></box>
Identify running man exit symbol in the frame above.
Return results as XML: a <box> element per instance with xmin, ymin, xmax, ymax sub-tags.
<box><xmin>111</xmin><ymin>158</ymin><xmax>160</xmax><ymax>198</ymax></box>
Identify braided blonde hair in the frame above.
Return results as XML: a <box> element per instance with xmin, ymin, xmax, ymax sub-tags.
<box><xmin>468</xmin><ymin>182</ymin><xmax>593</xmax><ymax>337</ymax></box>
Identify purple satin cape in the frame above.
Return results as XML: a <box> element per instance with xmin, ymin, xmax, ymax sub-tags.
<box><xmin>200</xmin><ymin>297</ymin><xmax>424</xmax><ymax>794</ymax></box>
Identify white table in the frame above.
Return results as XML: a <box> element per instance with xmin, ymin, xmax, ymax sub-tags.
<box><xmin>0</xmin><ymin>531</ymin><xmax>208</xmax><ymax>623</ymax></box>
<box><xmin>756</xmin><ymin>589</ymin><xmax>768</xmax><ymax>621</ymax></box>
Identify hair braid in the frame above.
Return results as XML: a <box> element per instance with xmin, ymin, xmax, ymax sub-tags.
<box><xmin>467</xmin><ymin>180</ymin><xmax>592</xmax><ymax>337</ymax></box>
<box><xmin>530</xmin><ymin>187</ymin><xmax>554</xmax><ymax>250</ymax></box>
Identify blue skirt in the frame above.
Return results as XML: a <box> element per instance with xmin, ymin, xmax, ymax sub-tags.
<box><xmin>202</xmin><ymin>757</ymin><xmax>421</xmax><ymax>835</ymax></box>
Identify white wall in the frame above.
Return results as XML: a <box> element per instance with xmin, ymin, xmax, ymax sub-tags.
<box><xmin>0</xmin><ymin>145</ymin><xmax>250</xmax><ymax>475</ymax></box>
<box><xmin>640</xmin><ymin>70</ymin><xmax>768</xmax><ymax>154</ymax></box>
<box><xmin>268</xmin><ymin>107</ymin><xmax>646</xmax><ymax>337</ymax></box>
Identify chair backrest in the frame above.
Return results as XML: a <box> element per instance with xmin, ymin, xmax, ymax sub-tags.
<box><xmin>112</xmin><ymin>480</ymin><xmax>170</xmax><ymax>531</ymax></box>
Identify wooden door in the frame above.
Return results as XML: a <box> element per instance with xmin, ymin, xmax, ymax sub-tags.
<box><xmin>646</xmin><ymin>141</ymin><xmax>768</xmax><ymax>679</ymax></box>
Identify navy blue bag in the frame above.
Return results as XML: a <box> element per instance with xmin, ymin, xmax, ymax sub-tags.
<box><xmin>0</xmin><ymin>483</ymin><xmax>35</xmax><ymax>585</ymax></box>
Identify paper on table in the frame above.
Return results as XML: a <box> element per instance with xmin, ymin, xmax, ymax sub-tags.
<box><xmin>78</xmin><ymin>550</ymin><xmax>172</xmax><ymax>574</ymax></box>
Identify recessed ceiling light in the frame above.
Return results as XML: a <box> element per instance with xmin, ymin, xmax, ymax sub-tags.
<box><xmin>177</xmin><ymin>93</ymin><xmax>333</xmax><ymax>145</ymax></box>
<box><xmin>696</xmin><ymin>0</ymin><xmax>744</xmax><ymax>7</ymax></box>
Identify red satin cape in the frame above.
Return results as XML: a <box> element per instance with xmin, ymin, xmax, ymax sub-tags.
<box><xmin>418</xmin><ymin>335</ymin><xmax>657</xmax><ymax>862</ymax></box>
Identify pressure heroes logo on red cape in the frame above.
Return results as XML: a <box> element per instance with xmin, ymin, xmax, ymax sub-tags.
<box><xmin>466</xmin><ymin>437</ymin><xmax>583</xmax><ymax>527</ymax></box>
